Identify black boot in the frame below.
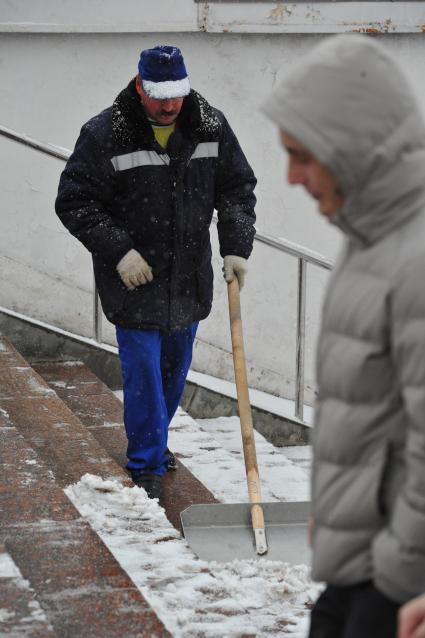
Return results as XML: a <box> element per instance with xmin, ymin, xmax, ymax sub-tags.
<box><xmin>166</xmin><ymin>447</ymin><xmax>177</xmax><ymax>471</ymax></box>
<box><xmin>132</xmin><ymin>473</ymin><xmax>162</xmax><ymax>499</ymax></box>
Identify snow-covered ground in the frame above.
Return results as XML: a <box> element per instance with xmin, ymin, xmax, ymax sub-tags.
<box><xmin>66</xmin><ymin>473</ymin><xmax>319</xmax><ymax>637</ymax></box>
<box><xmin>63</xmin><ymin>400</ymin><xmax>318</xmax><ymax>637</ymax></box>
<box><xmin>169</xmin><ymin>410</ymin><xmax>310</xmax><ymax>503</ymax></box>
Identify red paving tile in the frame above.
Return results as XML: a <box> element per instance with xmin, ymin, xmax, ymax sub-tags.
<box><xmin>0</xmin><ymin>338</ymin><xmax>171</xmax><ymax>637</ymax></box>
<box><xmin>0</xmin><ymin>545</ymin><xmax>58</xmax><ymax>637</ymax></box>
<box><xmin>0</xmin><ymin>341</ymin><xmax>128</xmax><ymax>487</ymax></box>
<box><xmin>3</xmin><ymin>394</ymin><xmax>129</xmax><ymax>486</ymax></box>
<box><xmin>0</xmin><ymin>337</ymin><xmax>225</xmax><ymax>635</ymax></box>
<box><xmin>34</xmin><ymin>360</ymin><xmax>107</xmax><ymax>397</ymax></box>
<box><xmin>8</xmin><ymin>526</ymin><xmax>169</xmax><ymax>638</ymax></box>
<box><xmin>0</xmin><ymin>423</ymin><xmax>76</xmax><ymax>524</ymax></box>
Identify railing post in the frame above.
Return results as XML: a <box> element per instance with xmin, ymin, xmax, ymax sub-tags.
<box><xmin>93</xmin><ymin>279</ymin><xmax>102</xmax><ymax>343</ymax></box>
<box><xmin>295</xmin><ymin>258</ymin><xmax>307</xmax><ymax>421</ymax></box>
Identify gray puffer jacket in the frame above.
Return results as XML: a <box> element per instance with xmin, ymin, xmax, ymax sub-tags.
<box><xmin>264</xmin><ymin>35</ymin><xmax>425</xmax><ymax>603</ymax></box>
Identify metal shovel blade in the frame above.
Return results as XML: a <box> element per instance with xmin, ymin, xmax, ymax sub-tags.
<box><xmin>181</xmin><ymin>501</ymin><xmax>310</xmax><ymax>563</ymax></box>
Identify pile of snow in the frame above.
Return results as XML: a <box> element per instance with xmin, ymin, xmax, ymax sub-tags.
<box><xmin>66</xmin><ymin>474</ymin><xmax>320</xmax><ymax>637</ymax></box>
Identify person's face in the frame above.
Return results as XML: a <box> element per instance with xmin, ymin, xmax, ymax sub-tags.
<box><xmin>280</xmin><ymin>131</ymin><xmax>344</xmax><ymax>217</ymax></box>
<box><xmin>136</xmin><ymin>75</ymin><xmax>184</xmax><ymax>125</ymax></box>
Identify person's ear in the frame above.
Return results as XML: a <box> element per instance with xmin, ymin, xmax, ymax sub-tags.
<box><xmin>135</xmin><ymin>75</ymin><xmax>143</xmax><ymax>99</ymax></box>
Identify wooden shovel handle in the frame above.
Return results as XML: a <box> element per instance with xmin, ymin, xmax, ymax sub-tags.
<box><xmin>228</xmin><ymin>278</ymin><xmax>264</xmax><ymax>529</ymax></box>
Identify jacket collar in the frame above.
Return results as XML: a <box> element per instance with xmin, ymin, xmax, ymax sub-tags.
<box><xmin>111</xmin><ymin>78</ymin><xmax>220</xmax><ymax>149</ymax></box>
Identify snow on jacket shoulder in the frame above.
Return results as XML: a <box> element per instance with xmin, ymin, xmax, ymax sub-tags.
<box><xmin>55</xmin><ymin>80</ymin><xmax>256</xmax><ymax>331</ymax></box>
<box><xmin>264</xmin><ymin>34</ymin><xmax>425</xmax><ymax>603</ymax></box>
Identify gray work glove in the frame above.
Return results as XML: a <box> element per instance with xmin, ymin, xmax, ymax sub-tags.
<box><xmin>223</xmin><ymin>255</ymin><xmax>248</xmax><ymax>290</ymax></box>
<box><xmin>116</xmin><ymin>249</ymin><xmax>153</xmax><ymax>290</ymax></box>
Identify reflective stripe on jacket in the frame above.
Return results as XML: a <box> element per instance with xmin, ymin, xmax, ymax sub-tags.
<box><xmin>56</xmin><ymin>80</ymin><xmax>256</xmax><ymax>331</ymax></box>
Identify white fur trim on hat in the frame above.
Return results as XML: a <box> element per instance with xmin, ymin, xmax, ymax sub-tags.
<box><xmin>142</xmin><ymin>77</ymin><xmax>190</xmax><ymax>100</ymax></box>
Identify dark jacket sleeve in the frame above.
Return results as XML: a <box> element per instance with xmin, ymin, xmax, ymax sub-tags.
<box><xmin>214</xmin><ymin>114</ymin><xmax>257</xmax><ymax>259</ymax></box>
<box><xmin>55</xmin><ymin>124</ymin><xmax>133</xmax><ymax>264</ymax></box>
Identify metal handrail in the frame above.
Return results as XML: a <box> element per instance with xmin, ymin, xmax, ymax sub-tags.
<box><xmin>0</xmin><ymin>123</ymin><xmax>334</xmax><ymax>422</ymax></box>
<box><xmin>0</xmin><ymin>124</ymin><xmax>71</xmax><ymax>161</ymax></box>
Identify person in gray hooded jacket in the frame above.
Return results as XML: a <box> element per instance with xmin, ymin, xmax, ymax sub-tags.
<box><xmin>263</xmin><ymin>34</ymin><xmax>425</xmax><ymax>637</ymax></box>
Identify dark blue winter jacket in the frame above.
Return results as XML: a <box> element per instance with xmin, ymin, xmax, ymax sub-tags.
<box><xmin>55</xmin><ymin>79</ymin><xmax>256</xmax><ymax>331</ymax></box>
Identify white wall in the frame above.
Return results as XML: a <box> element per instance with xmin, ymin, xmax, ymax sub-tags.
<box><xmin>1</xmin><ymin>1</ymin><xmax>425</xmax><ymax>402</ymax></box>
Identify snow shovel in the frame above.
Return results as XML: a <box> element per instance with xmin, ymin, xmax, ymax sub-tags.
<box><xmin>181</xmin><ymin>278</ymin><xmax>310</xmax><ymax>563</ymax></box>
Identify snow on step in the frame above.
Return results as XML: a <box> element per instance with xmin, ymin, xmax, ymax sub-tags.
<box><xmin>168</xmin><ymin>411</ymin><xmax>310</xmax><ymax>503</ymax></box>
<box><xmin>113</xmin><ymin>392</ymin><xmax>310</xmax><ymax>503</ymax></box>
<box><xmin>66</xmin><ymin>474</ymin><xmax>320</xmax><ymax>638</ymax></box>
<box><xmin>0</xmin><ymin>550</ymin><xmax>56</xmax><ymax>635</ymax></box>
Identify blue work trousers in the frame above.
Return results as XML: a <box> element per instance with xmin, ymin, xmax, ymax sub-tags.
<box><xmin>116</xmin><ymin>323</ymin><xmax>198</xmax><ymax>476</ymax></box>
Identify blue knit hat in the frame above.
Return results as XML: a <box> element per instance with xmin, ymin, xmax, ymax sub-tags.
<box><xmin>138</xmin><ymin>45</ymin><xmax>190</xmax><ymax>100</ymax></box>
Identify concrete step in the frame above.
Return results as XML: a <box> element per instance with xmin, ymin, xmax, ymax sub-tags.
<box><xmin>0</xmin><ymin>338</ymin><xmax>126</xmax><ymax>487</ymax></box>
<box><xmin>0</xmin><ymin>337</ymin><xmax>245</xmax><ymax>635</ymax></box>
<box><xmin>0</xmin><ymin>309</ymin><xmax>311</xmax><ymax>445</ymax></box>
<box><xmin>33</xmin><ymin>359</ymin><xmax>219</xmax><ymax>530</ymax></box>
<box><xmin>0</xmin><ymin>394</ymin><xmax>170</xmax><ymax>637</ymax></box>
<box><xmin>0</xmin><ymin>341</ymin><xmax>314</xmax><ymax>638</ymax></box>
<box><xmin>0</xmin><ymin>543</ymin><xmax>57</xmax><ymax>637</ymax></box>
